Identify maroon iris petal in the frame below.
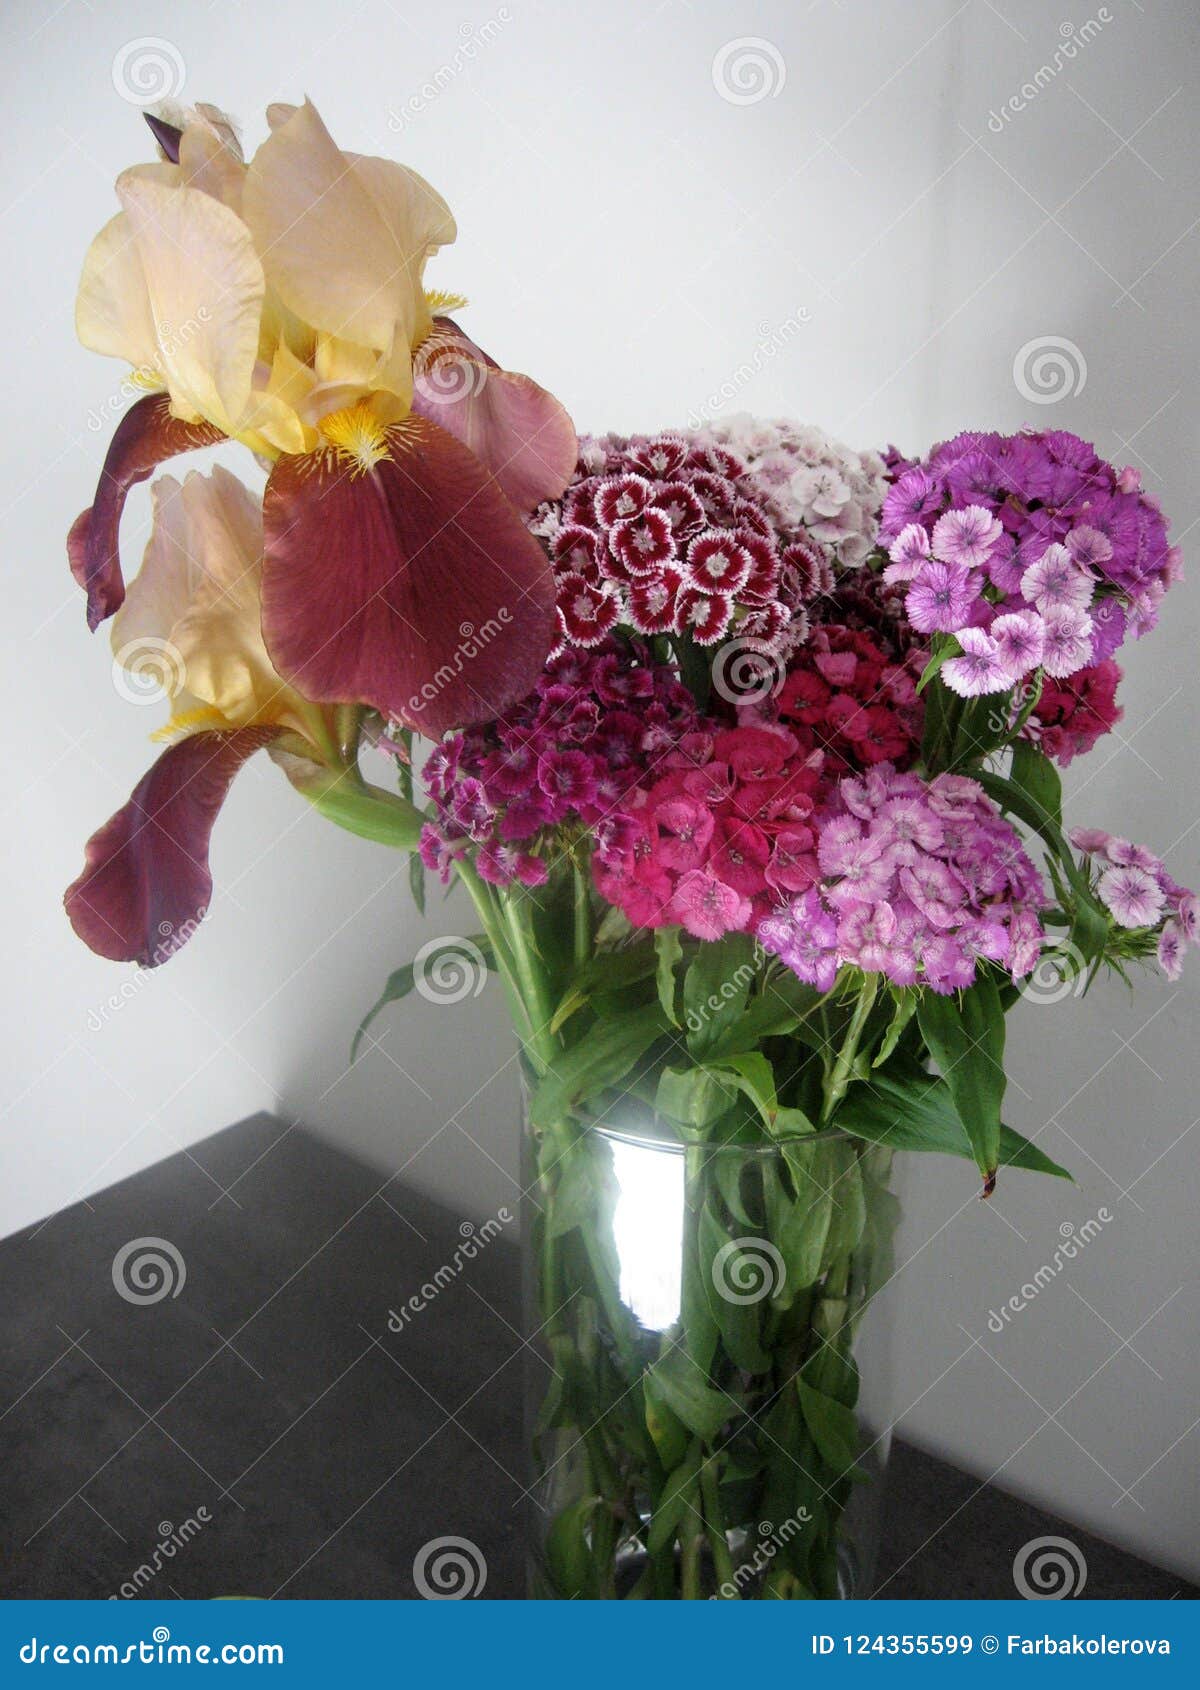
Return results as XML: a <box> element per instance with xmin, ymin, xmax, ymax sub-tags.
<box><xmin>260</xmin><ymin>415</ymin><xmax>557</xmax><ymax>735</ymax></box>
<box><xmin>68</xmin><ymin>393</ymin><xmax>223</xmax><ymax>630</ymax></box>
<box><xmin>410</xmin><ymin>319</ymin><xmax>577</xmax><ymax>513</ymax></box>
<box><xmin>64</xmin><ymin>727</ymin><xmax>276</xmax><ymax>967</ymax></box>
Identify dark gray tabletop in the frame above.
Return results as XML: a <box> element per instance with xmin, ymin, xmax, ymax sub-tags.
<box><xmin>0</xmin><ymin>1113</ymin><xmax>1190</xmax><ymax>1601</ymax></box>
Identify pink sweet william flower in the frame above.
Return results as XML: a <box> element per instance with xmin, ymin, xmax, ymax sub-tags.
<box><xmin>1064</xmin><ymin>525</ymin><xmax>1113</xmax><ymax>572</ymax></box>
<box><xmin>1020</xmin><ymin>542</ymin><xmax>1094</xmax><ymax>615</ymax></box>
<box><xmin>931</xmin><ymin>504</ymin><xmax>1004</xmax><ymax>570</ymax></box>
<box><xmin>941</xmin><ymin>627</ymin><xmax>1010</xmax><ymax>697</ymax></box>
<box><xmin>670</xmin><ymin>870</ymin><xmax>751</xmax><ymax>940</ymax></box>
<box><xmin>906</xmin><ymin>560</ymin><xmax>980</xmax><ymax>634</ymax></box>
<box><xmin>1097</xmin><ymin>864</ymin><xmax>1165</xmax><ymax>928</ymax></box>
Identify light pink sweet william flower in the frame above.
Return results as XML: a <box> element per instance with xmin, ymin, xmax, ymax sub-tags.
<box><xmin>1040</xmin><ymin>607</ymin><xmax>1093</xmax><ymax>678</ymax></box>
<box><xmin>1157</xmin><ymin>921</ymin><xmax>1186</xmax><ymax>980</ymax></box>
<box><xmin>1020</xmin><ymin>543</ymin><xmax>1094</xmax><ymax>616</ymax></box>
<box><xmin>1097</xmin><ymin>864</ymin><xmax>1165</xmax><ymax>928</ymax></box>
<box><xmin>989</xmin><ymin>609</ymin><xmax>1045</xmax><ymax>678</ymax></box>
<box><xmin>941</xmin><ymin>627</ymin><xmax>1010</xmax><ymax>697</ymax></box>
<box><xmin>931</xmin><ymin>505</ymin><xmax>1003</xmax><ymax>569</ymax></box>
<box><xmin>670</xmin><ymin>869</ymin><xmax>751</xmax><ymax>940</ymax></box>
<box><xmin>883</xmin><ymin>522</ymin><xmax>932</xmax><ymax>584</ymax></box>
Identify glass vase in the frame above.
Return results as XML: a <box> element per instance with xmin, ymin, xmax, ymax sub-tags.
<box><xmin>521</xmin><ymin>1066</ymin><xmax>900</xmax><ymax>1600</ymax></box>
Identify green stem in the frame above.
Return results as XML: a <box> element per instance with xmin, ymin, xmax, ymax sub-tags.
<box><xmin>572</xmin><ymin>855</ymin><xmax>593</xmax><ymax>973</ymax></box>
<box><xmin>679</xmin><ymin>1478</ymin><xmax>704</xmax><ymax>1600</ymax></box>
<box><xmin>700</xmin><ymin>1457</ymin><xmax>738</xmax><ymax>1596</ymax></box>
<box><xmin>821</xmin><ymin>977</ymin><xmax>878</xmax><ymax>1123</ymax></box>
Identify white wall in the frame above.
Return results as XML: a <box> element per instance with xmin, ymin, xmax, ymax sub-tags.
<box><xmin>2</xmin><ymin>0</ymin><xmax>1196</xmax><ymax>1576</ymax></box>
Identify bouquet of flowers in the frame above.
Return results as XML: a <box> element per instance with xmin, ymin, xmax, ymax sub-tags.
<box><xmin>64</xmin><ymin>101</ymin><xmax>1193</xmax><ymax>1600</ymax></box>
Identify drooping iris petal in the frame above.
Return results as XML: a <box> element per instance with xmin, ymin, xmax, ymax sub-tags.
<box><xmin>260</xmin><ymin>414</ymin><xmax>556</xmax><ymax>734</ymax></box>
<box><xmin>64</xmin><ymin>727</ymin><xmax>276</xmax><ymax>966</ymax></box>
<box><xmin>411</xmin><ymin>320</ymin><xmax>577</xmax><ymax>511</ymax></box>
<box><xmin>68</xmin><ymin>392</ymin><xmax>223</xmax><ymax>629</ymax></box>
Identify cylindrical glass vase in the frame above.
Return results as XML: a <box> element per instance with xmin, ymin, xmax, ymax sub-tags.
<box><xmin>522</xmin><ymin>1096</ymin><xmax>900</xmax><ymax>1600</ymax></box>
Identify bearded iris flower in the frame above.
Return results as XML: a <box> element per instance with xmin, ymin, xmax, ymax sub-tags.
<box><xmin>70</xmin><ymin>98</ymin><xmax>576</xmax><ymax>735</ymax></box>
<box><xmin>67</xmin><ymin>465</ymin><xmax>431</xmax><ymax>966</ymax></box>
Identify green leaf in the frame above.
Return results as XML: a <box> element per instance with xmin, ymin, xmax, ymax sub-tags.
<box><xmin>873</xmin><ymin>987</ymin><xmax>917</xmax><ymax>1068</ymax></box>
<box><xmin>351</xmin><ymin>935</ymin><xmax>493</xmax><ymax>1060</ymax></box>
<box><xmin>544</xmin><ymin>1496</ymin><xmax>607</xmax><ymax>1599</ymax></box>
<box><xmin>408</xmin><ymin>850</ymin><xmax>426</xmax><ymax>918</ymax></box>
<box><xmin>1010</xmin><ymin>739</ymin><xmax>1063</xmax><ymax>831</ymax></box>
<box><xmin>797</xmin><ymin>1379</ymin><xmax>861</xmax><ymax>1478</ymax></box>
<box><xmin>646</xmin><ymin>1346</ymin><xmax>730</xmax><ymax>1440</ymax></box>
<box><xmin>530</xmin><ymin>1005</ymin><xmax>669</xmax><ymax>1128</ymax></box>
<box><xmin>683</xmin><ymin>933</ymin><xmax>756</xmax><ymax>1058</ymax></box>
<box><xmin>708</xmin><ymin>971</ymin><xmax>824</xmax><ymax>1057</ymax></box>
<box><xmin>654</xmin><ymin>927</ymin><xmax>684</xmax><ymax>1027</ymax></box>
<box><xmin>975</xmin><ymin>767</ymin><xmax>1109</xmax><ymax>965</ymax></box>
<box><xmin>697</xmin><ymin>1201</ymin><xmax>772</xmax><ymax>1372</ymax></box>
<box><xmin>704</xmin><ymin>1052</ymin><xmax>777</xmax><ymax>1129</ymax></box>
<box><xmin>917</xmin><ymin>979</ymin><xmax>1007</xmax><ymax>1188</ymax></box>
<box><xmin>916</xmin><ymin>635</ymin><xmax>961</xmax><ymax>694</ymax></box>
<box><xmin>656</xmin><ymin>1064</ymin><xmax>738</xmax><ymax>1133</ymax></box>
<box><xmin>763</xmin><ymin>1146</ymin><xmax>835</xmax><ymax>1299</ymax></box>
<box><xmin>834</xmin><ymin>1056</ymin><xmax>1071</xmax><ymax>1180</ymax></box>
<box><xmin>646</xmin><ymin>1441</ymin><xmax>703</xmax><ymax>1556</ymax></box>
